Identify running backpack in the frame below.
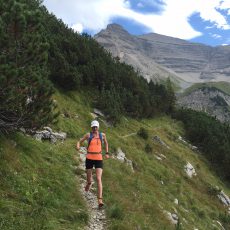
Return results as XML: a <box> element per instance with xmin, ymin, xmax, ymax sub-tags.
<box><xmin>87</xmin><ymin>132</ymin><xmax>103</xmax><ymax>149</ymax></box>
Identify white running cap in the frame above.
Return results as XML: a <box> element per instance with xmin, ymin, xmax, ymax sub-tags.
<box><xmin>91</xmin><ymin>120</ymin><xmax>99</xmax><ymax>128</ymax></box>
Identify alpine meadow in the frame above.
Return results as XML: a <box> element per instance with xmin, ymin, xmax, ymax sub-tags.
<box><xmin>0</xmin><ymin>1</ymin><xmax>230</xmax><ymax>229</ymax></box>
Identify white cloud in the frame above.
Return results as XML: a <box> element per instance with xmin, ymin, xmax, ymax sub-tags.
<box><xmin>210</xmin><ymin>33</ymin><xmax>222</xmax><ymax>39</ymax></box>
<box><xmin>219</xmin><ymin>1</ymin><xmax>230</xmax><ymax>15</ymax></box>
<box><xmin>43</xmin><ymin>0</ymin><xmax>230</xmax><ymax>40</ymax></box>
<box><xmin>71</xmin><ymin>23</ymin><xmax>83</xmax><ymax>33</ymax></box>
<box><xmin>205</xmin><ymin>25</ymin><xmax>215</xmax><ymax>29</ymax></box>
<box><xmin>195</xmin><ymin>0</ymin><xmax>230</xmax><ymax>30</ymax></box>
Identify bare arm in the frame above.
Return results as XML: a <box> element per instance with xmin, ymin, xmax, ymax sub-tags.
<box><xmin>102</xmin><ymin>133</ymin><xmax>109</xmax><ymax>153</ymax></box>
<box><xmin>76</xmin><ymin>133</ymin><xmax>89</xmax><ymax>150</ymax></box>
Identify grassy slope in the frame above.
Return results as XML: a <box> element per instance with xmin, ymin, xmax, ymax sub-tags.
<box><xmin>181</xmin><ymin>81</ymin><xmax>230</xmax><ymax>96</ymax></box>
<box><xmin>1</xmin><ymin>90</ymin><xmax>230</xmax><ymax>230</ymax></box>
<box><xmin>0</xmin><ymin>134</ymin><xmax>88</xmax><ymax>230</ymax></box>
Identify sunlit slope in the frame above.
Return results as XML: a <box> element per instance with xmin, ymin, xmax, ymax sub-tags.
<box><xmin>181</xmin><ymin>81</ymin><xmax>230</xmax><ymax>96</ymax></box>
<box><xmin>0</xmin><ymin>133</ymin><xmax>88</xmax><ymax>229</ymax></box>
<box><xmin>1</xmin><ymin>90</ymin><xmax>229</xmax><ymax>230</ymax></box>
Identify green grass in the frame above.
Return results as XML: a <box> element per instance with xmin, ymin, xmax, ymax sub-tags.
<box><xmin>0</xmin><ymin>133</ymin><xmax>88</xmax><ymax>230</ymax></box>
<box><xmin>1</xmin><ymin>89</ymin><xmax>230</xmax><ymax>229</ymax></box>
<box><xmin>181</xmin><ymin>81</ymin><xmax>230</xmax><ymax>96</ymax></box>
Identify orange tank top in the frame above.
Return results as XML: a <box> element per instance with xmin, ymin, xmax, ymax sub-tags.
<box><xmin>87</xmin><ymin>134</ymin><xmax>102</xmax><ymax>160</ymax></box>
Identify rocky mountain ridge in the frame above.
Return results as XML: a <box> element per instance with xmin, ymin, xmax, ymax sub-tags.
<box><xmin>95</xmin><ymin>24</ymin><xmax>230</xmax><ymax>122</ymax></box>
<box><xmin>94</xmin><ymin>24</ymin><xmax>187</xmax><ymax>87</ymax></box>
<box><xmin>177</xmin><ymin>87</ymin><xmax>230</xmax><ymax>123</ymax></box>
<box><xmin>94</xmin><ymin>24</ymin><xmax>230</xmax><ymax>87</ymax></box>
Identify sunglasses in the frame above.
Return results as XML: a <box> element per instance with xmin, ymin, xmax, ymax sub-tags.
<box><xmin>92</xmin><ymin>126</ymin><xmax>98</xmax><ymax>129</ymax></box>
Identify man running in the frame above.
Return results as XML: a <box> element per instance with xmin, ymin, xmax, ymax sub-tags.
<box><xmin>76</xmin><ymin>120</ymin><xmax>109</xmax><ymax>208</ymax></box>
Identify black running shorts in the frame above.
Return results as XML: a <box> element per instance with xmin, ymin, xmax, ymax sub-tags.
<box><xmin>85</xmin><ymin>158</ymin><xmax>103</xmax><ymax>169</ymax></box>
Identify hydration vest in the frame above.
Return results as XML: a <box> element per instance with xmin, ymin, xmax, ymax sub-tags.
<box><xmin>88</xmin><ymin>132</ymin><xmax>103</xmax><ymax>148</ymax></box>
<box><xmin>87</xmin><ymin>132</ymin><xmax>103</xmax><ymax>160</ymax></box>
<box><xmin>87</xmin><ymin>132</ymin><xmax>103</xmax><ymax>152</ymax></box>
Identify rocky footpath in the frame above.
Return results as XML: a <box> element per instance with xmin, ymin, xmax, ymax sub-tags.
<box><xmin>79</xmin><ymin>181</ymin><xmax>107</xmax><ymax>230</ymax></box>
<box><xmin>77</xmin><ymin>147</ymin><xmax>107</xmax><ymax>230</ymax></box>
<box><xmin>75</xmin><ymin>145</ymin><xmax>135</xmax><ymax>229</ymax></box>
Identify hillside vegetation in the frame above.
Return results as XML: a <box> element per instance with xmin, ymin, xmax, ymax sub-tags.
<box><xmin>0</xmin><ymin>0</ymin><xmax>175</xmax><ymax>132</ymax></box>
<box><xmin>1</xmin><ymin>90</ymin><xmax>230</xmax><ymax>229</ymax></box>
<box><xmin>1</xmin><ymin>1</ymin><xmax>230</xmax><ymax>229</ymax></box>
<box><xmin>181</xmin><ymin>82</ymin><xmax>230</xmax><ymax>97</ymax></box>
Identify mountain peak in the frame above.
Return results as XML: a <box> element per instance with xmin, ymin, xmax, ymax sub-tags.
<box><xmin>95</xmin><ymin>23</ymin><xmax>131</xmax><ymax>38</ymax></box>
<box><xmin>95</xmin><ymin>24</ymin><xmax>230</xmax><ymax>85</ymax></box>
<box><xmin>106</xmin><ymin>23</ymin><xmax>126</xmax><ymax>31</ymax></box>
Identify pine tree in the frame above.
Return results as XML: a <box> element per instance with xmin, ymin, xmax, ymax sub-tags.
<box><xmin>165</xmin><ymin>77</ymin><xmax>176</xmax><ymax>113</ymax></box>
<box><xmin>99</xmin><ymin>84</ymin><xmax>123</xmax><ymax>124</ymax></box>
<box><xmin>0</xmin><ymin>0</ymin><xmax>55</xmax><ymax>132</ymax></box>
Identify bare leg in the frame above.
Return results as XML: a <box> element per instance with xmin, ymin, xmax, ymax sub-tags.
<box><xmin>85</xmin><ymin>169</ymin><xmax>93</xmax><ymax>191</ymax></box>
<box><xmin>95</xmin><ymin>168</ymin><xmax>103</xmax><ymax>200</ymax></box>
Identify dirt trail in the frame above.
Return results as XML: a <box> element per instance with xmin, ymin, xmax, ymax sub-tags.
<box><xmin>77</xmin><ymin>148</ymin><xmax>107</xmax><ymax>230</ymax></box>
<box><xmin>119</xmin><ymin>132</ymin><xmax>136</xmax><ymax>138</ymax></box>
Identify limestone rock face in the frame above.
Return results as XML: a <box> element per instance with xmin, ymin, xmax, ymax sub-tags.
<box><xmin>94</xmin><ymin>24</ymin><xmax>187</xmax><ymax>87</ymax></box>
<box><xmin>94</xmin><ymin>24</ymin><xmax>230</xmax><ymax>86</ymax></box>
<box><xmin>177</xmin><ymin>87</ymin><xmax>230</xmax><ymax>123</ymax></box>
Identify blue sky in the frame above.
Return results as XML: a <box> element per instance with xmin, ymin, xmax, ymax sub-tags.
<box><xmin>43</xmin><ymin>0</ymin><xmax>230</xmax><ymax>47</ymax></box>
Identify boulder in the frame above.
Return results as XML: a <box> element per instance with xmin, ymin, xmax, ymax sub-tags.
<box><xmin>153</xmin><ymin>136</ymin><xmax>170</xmax><ymax>149</ymax></box>
<box><xmin>178</xmin><ymin>136</ymin><xmax>198</xmax><ymax>151</ymax></box>
<box><xmin>178</xmin><ymin>135</ymin><xmax>187</xmax><ymax>144</ymax></box>
<box><xmin>52</xmin><ymin>132</ymin><xmax>67</xmax><ymax>140</ymax></box>
<box><xmin>154</xmin><ymin>155</ymin><xmax>162</xmax><ymax>161</ymax></box>
<box><xmin>93</xmin><ymin>108</ymin><xmax>105</xmax><ymax>117</ymax></box>
<box><xmin>116</xmin><ymin>148</ymin><xmax>126</xmax><ymax>163</ymax></box>
<box><xmin>174</xmin><ymin>199</ymin><xmax>179</xmax><ymax>205</ymax></box>
<box><xmin>33</xmin><ymin>127</ymin><xmax>67</xmax><ymax>143</ymax></box>
<box><xmin>164</xmin><ymin>211</ymin><xmax>178</xmax><ymax>225</ymax></box>
<box><xmin>116</xmin><ymin>148</ymin><xmax>134</xmax><ymax>172</ymax></box>
<box><xmin>217</xmin><ymin>190</ymin><xmax>230</xmax><ymax>206</ymax></box>
<box><xmin>184</xmin><ymin>162</ymin><xmax>197</xmax><ymax>178</ymax></box>
<box><xmin>43</xmin><ymin>126</ymin><xmax>53</xmax><ymax>133</ymax></box>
